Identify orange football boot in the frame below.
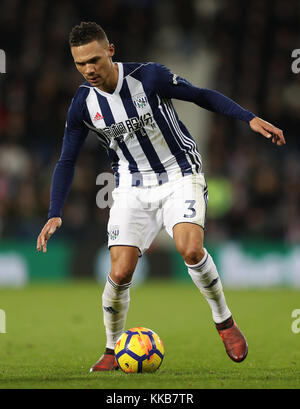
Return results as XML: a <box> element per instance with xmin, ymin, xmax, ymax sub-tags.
<box><xmin>216</xmin><ymin>316</ymin><xmax>248</xmax><ymax>363</ymax></box>
<box><xmin>90</xmin><ymin>351</ymin><xmax>119</xmax><ymax>372</ymax></box>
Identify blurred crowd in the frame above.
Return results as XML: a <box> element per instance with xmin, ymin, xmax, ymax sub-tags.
<box><xmin>0</xmin><ymin>0</ymin><xmax>299</xmax><ymax>246</ymax></box>
<box><xmin>206</xmin><ymin>0</ymin><xmax>300</xmax><ymax>243</ymax></box>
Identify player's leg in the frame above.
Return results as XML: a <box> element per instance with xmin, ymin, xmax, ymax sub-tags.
<box><xmin>90</xmin><ymin>245</ymin><xmax>139</xmax><ymax>372</ymax></box>
<box><xmin>91</xmin><ymin>185</ymin><xmax>162</xmax><ymax>372</ymax></box>
<box><xmin>173</xmin><ymin>222</ymin><xmax>248</xmax><ymax>362</ymax></box>
<box><xmin>173</xmin><ymin>222</ymin><xmax>231</xmax><ymax>324</ymax></box>
<box><xmin>104</xmin><ymin>245</ymin><xmax>139</xmax><ymax>352</ymax></box>
<box><xmin>173</xmin><ymin>223</ymin><xmax>248</xmax><ymax>362</ymax></box>
<box><xmin>163</xmin><ymin>174</ymin><xmax>248</xmax><ymax>362</ymax></box>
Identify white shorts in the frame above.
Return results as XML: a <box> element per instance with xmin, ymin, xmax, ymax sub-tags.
<box><xmin>107</xmin><ymin>173</ymin><xmax>208</xmax><ymax>255</ymax></box>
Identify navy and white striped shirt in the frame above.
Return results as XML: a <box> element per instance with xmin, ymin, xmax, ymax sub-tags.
<box><xmin>48</xmin><ymin>62</ymin><xmax>255</xmax><ymax>219</ymax></box>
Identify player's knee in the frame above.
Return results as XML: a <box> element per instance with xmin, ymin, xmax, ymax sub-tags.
<box><xmin>110</xmin><ymin>267</ymin><xmax>134</xmax><ymax>285</ymax></box>
<box><xmin>180</xmin><ymin>246</ymin><xmax>205</xmax><ymax>266</ymax></box>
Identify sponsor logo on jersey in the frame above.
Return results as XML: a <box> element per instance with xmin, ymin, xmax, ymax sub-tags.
<box><xmin>132</xmin><ymin>93</ymin><xmax>148</xmax><ymax>109</ymax></box>
<box><xmin>102</xmin><ymin>113</ymin><xmax>157</xmax><ymax>141</ymax></box>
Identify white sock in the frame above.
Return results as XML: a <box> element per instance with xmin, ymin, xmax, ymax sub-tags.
<box><xmin>102</xmin><ymin>275</ymin><xmax>131</xmax><ymax>350</ymax></box>
<box><xmin>185</xmin><ymin>249</ymin><xmax>231</xmax><ymax>324</ymax></box>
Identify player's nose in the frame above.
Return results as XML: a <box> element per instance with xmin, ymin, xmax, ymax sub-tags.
<box><xmin>85</xmin><ymin>64</ymin><xmax>95</xmax><ymax>75</ymax></box>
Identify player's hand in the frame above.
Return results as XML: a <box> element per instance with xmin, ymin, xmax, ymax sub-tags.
<box><xmin>36</xmin><ymin>217</ymin><xmax>62</xmax><ymax>253</ymax></box>
<box><xmin>249</xmin><ymin>116</ymin><xmax>286</xmax><ymax>146</ymax></box>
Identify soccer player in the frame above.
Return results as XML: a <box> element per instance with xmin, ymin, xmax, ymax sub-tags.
<box><xmin>36</xmin><ymin>22</ymin><xmax>286</xmax><ymax>371</ymax></box>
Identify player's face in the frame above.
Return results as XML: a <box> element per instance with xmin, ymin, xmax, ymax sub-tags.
<box><xmin>71</xmin><ymin>40</ymin><xmax>116</xmax><ymax>90</ymax></box>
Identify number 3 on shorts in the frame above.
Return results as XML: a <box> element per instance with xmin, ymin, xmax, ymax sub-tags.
<box><xmin>184</xmin><ymin>199</ymin><xmax>196</xmax><ymax>218</ymax></box>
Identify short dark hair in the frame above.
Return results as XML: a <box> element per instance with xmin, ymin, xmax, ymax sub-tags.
<box><xmin>69</xmin><ymin>21</ymin><xmax>108</xmax><ymax>47</ymax></box>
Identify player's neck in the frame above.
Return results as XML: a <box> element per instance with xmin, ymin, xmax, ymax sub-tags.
<box><xmin>97</xmin><ymin>62</ymin><xmax>119</xmax><ymax>94</ymax></box>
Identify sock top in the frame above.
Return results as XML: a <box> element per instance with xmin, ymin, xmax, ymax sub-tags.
<box><xmin>184</xmin><ymin>248</ymin><xmax>208</xmax><ymax>269</ymax></box>
<box><xmin>108</xmin><ymin>275</ymin><xmax>132</xmax><ymax>291</ymax></box>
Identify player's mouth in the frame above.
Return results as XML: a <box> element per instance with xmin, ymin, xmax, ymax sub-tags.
<box><xmin>87</xmin><ymin>76</ymin><xmax>101</xmax><ymax>84</ymax></box>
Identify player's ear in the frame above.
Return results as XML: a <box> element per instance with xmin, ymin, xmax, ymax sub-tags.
<box><xmin>108</xmin><ymin>43</ymin><xmax>115</xmax><ymax>57</ymax></box>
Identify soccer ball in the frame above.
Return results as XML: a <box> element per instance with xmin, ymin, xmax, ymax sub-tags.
<box><xmin>114</xmin><ymin>327</ymin><xmax>164</xmax><ymax>373</ymax></box>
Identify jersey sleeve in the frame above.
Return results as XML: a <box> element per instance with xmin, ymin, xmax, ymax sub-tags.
<box><xmin>152</xmin><ymin>63</ymin><xmax>255</xmax><ymax>123</ymax></box>
<box><xmin>48</xmin><ymin>94</ymin><xmax>89</xmax><ymax>219</ymax></box>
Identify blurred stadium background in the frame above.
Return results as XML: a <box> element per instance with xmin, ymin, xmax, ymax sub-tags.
<box><xmin>0</xmin><ymin>0</ymin><xmax>300</xmax><ymax>288</ymax></box>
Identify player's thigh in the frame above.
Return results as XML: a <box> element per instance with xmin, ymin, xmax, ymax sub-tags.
<box><xmin>173</xmin><ymin>222</ymin><xmax>205</xmax><ymax>264</ymax></box>
<box><xmin>109</xmin><ymin>245</ymin><xmax>140</xmax><ymax>285</ymax></box>
<box><xmin>163</xmin><ymin>174</ymin><xmax>208</xmax><ymax>264</ymax></box>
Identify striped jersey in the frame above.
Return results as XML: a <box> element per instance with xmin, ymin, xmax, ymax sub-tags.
<box><xmin>48</xmin><ymin>62</ymin><xmax>255</xmax><ymax>218</ymax></box>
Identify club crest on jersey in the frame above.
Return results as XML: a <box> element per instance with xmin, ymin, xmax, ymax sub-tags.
<box><xmin>132</xmin><ymin>93</ymin><xmax>148</xmax><ymax>109</ymax></box>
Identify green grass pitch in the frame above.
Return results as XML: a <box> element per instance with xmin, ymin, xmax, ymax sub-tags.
<box><xmin>0</xmin><ymin>280</ymin><xmax>299</xmax><ymax>389</ymax></box>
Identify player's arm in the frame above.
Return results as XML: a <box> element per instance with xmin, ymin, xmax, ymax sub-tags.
<box><xmin>37</xmin><ymin>98</ymin><xmax>89</xmax><ymax>253</ymax></box>
<box><xmin>152</xmin><ymin>64</ymin><xmax>285</xmax><ymax>146</ymax></box>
